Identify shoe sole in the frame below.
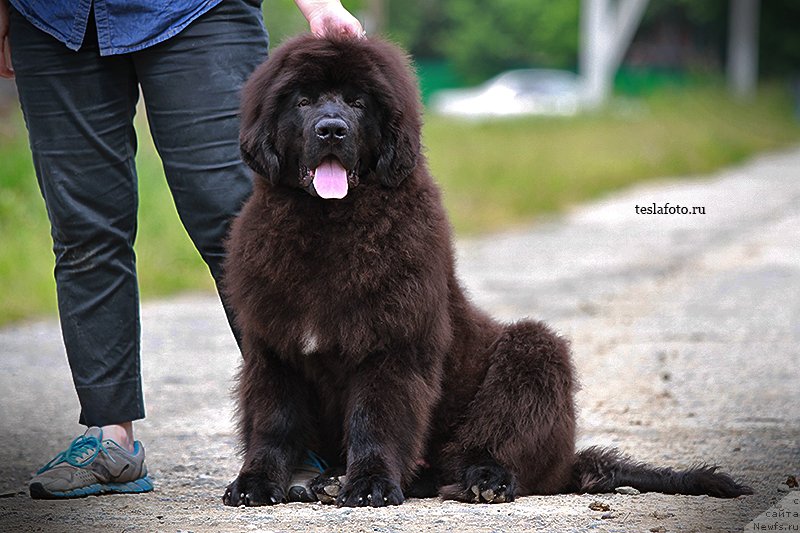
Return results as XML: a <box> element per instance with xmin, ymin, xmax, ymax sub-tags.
<box><xmin>29</xmin><ymin>475</ymin><xmax>153</xmax><ymax>499</ymax></box>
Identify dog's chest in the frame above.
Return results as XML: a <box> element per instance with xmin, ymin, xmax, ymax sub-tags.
<box><xmin>255</xmin><ymin>188</ymin><xmax>440</xmax><ymax>358</ymax></box>
<box><xmin>299</xmin><ymin>329</ymin><xmax>320</xmax><ymax>355</ymax></box>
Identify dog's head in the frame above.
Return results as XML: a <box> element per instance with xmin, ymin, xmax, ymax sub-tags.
<box><xmin>239</xmin><ymin>34</ymin><xmax>422</xmax><ymax>199</ymax></box>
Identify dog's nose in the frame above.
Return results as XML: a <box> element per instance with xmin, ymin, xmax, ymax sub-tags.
<box><xmin>315</xmin><ymin>118</ymin><xmax>349</xmax><ymax>141</ymax></box>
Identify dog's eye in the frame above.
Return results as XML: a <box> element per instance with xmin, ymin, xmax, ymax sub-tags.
<box><xmin>297</xmin><ymin>97</ymin><xmax>310</xmax><ymax>108</ymax></box>
<box><xmin>349</xmin><ymin>98</ymin><xmax>366</xmax><ymax>109</ymax></box>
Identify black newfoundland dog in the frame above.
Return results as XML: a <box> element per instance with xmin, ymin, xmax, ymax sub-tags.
<box><xmin>221</xmin><ymin>34</ymin><xmax>751</xmax><ymax>507</ymax></box>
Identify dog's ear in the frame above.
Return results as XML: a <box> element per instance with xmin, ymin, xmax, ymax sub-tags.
<box><xmin>239</xmin><ymin>63</ymin><xmax>282</xmax><ymax>184</ymax></box>
<box><xmin>239</xmin><ymin>123</ymin><xmax>281</xmax><ymax>184</ymax></box>
<box><xmin>372</xmin><ymin>45</ymin><xmax>423</xmax><ymax>188</ymax></box>
<box><xmin>375</xmin><ymin>110</ymin><xmax>420</xmax><ymax>187</ymax></box>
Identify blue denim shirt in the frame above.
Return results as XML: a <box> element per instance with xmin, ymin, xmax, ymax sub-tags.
<box><xmin>9</xmin><ymin>0</ymin><xmax>223</xmax><ymax>55</ymax></box>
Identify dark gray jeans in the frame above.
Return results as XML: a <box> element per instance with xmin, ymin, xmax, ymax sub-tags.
<box><xmin>9</xmin><ymin>0</ymin><xmax>268</xmax><ymax>427</ymax></box>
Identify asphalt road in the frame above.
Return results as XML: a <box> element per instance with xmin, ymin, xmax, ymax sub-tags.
<box><xmin>1</xmin><ymin>147</ymin><xmax>798</xmax><ymax>532</ymax></box>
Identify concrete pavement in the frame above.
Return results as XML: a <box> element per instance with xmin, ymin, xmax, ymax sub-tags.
<box><xmin>1</xmin><ymin>147</ymin><xmax>798</xmax><ymax>532</ymax></box>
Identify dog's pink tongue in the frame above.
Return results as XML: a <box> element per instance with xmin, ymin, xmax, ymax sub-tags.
<box><xmin>314</xmin><ymin>158</ymin><xmax>348</xmax><ymax>199</ymax></box>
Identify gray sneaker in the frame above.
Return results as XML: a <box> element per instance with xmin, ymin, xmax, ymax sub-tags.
<box><xmin>29</xmin><ymin>427</ymin><xmax>153</xmax><ymax>499</ymax></box>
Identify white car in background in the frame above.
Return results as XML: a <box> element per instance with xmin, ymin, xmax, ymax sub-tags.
<box><xmin>430</xmin><ymin>69</ymin><xmax>587</xmax><ymax>118</ymax></box>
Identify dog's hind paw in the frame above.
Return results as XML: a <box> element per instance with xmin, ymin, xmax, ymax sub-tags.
<box><xmin>309</xmin><ymin>473</ymin><xmax>346</xmax><ymax>504</ymax></box>
<box><xmin>441</xmin><ymin>462</ymin><xmax>517</xmax><ymax>503</ymax></box>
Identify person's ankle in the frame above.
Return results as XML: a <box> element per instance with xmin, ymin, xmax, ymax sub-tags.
<box><xmin>101</xmin><ymin>422</ymin><xmax>135</xmax><ymax>453</ymax></box>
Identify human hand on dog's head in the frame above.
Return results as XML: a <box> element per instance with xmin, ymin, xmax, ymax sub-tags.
<box><xmin>295</xmin><ymin>0</ymin><xmax>365</xmax><ymax>39</ymax></box>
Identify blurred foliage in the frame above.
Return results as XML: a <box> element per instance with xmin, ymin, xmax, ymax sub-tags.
<box><xmin>438</xmin><ymin>0</ymin><xmax>580</xmax><ymax>83</ymax></box>
<box><xmin>383</xmin><ymin>0</ymin><xmax>447</xmax><ymax>57</ymax></box>
<box><xmin>375</xmin><ymin>0</ymin><xmax>799</xmax><ymax>83</ymax></box>
<box><xmin>639</xmin><ymin>0</ymin><xmax>800</xmax><ymax>78</ymax></box>
<box><xmin>264</xmin><ymin>0</ymin><xmax>800</xmax><ymax>83</ymax></box>
<box><xmin>760</xmin><ymin>0</ymin><xmax>800</xmax><ymax>77</ymax></box>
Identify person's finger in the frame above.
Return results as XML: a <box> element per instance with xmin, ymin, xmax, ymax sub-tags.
<box><xmin>0</xmin><ymin>37</ymin><xmax>14</xmax><ymax>79</ymax></box>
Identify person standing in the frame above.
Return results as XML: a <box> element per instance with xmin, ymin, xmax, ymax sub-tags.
<box><xmin>0</xmin><ymin>0</ymin><xmax>362</xmax><ymax>499</ymax></box>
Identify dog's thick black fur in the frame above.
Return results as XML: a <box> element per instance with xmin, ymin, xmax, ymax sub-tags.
<box><xmin>221</xmin><ymin>33</ymin><xmax>752</xmax><ymax>507</ymax></box>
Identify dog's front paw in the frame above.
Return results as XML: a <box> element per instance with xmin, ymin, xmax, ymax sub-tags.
<box><xmin>222</xmin><ymin>473</ymin><xmax>286</xmax><ymax>507</ymax></box>
<box><xmin>309</xmin><ymin>473</ymin><xmax>346</xmax><ymax>504</ymax></box>
<box><xmin>441</xmin><ymin>463</ymin><xmax>517</xmax><ymax>503</ymax></box>
<box><xmin>336</xmin><ymin>474</ymin><xmax>404</xmax><ymax>507</ymax></box>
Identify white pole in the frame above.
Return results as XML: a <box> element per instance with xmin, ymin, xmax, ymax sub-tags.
<box><xmin>728</xmin><ymin>0</ymin><xmax>760</xmax><ymax>100</ymax></box>
<box><xmin>607</xmin><ymin>0</ymin><xmax>649</xmax><ymax>74</ymax></box>
<box><xmin>580</xmin><ymin>0</ymin><xmax>610</xmax><ymax>108</ymax></box>
<box><xmin>580</xmin><ymin>0</ymin><xmax>649</xmax><ymax>108</ymax></box>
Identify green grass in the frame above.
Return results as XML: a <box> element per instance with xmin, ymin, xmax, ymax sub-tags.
<box><xmin>0</xmin><ymin>113</ymin><xmax>57</xmax><ymax>324</ymax></box>
<box><xmin>1</xmin><ymin>83</ymin><xmax>799</xmax><ymax>324</ymax></box>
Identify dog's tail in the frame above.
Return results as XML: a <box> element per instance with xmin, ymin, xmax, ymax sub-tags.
<box><xmin>571</xmin><ymin>446</ymin><xmax>752</xmax><ymax>498</ymax></box>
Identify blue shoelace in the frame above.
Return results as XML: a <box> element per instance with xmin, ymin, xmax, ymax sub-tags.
<box><xmin>303</xmin><ymin>449</ymin><xmax>329</xmax><ymax>473</ymax></box>
<box><xmin>37</xmin><ymin>433</ymin><xmax>115</xmax><ymax>475</ymax></box>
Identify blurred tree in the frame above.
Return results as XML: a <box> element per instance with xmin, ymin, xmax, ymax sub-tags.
<box><xmin>383</xmin><ymin>0</ymin><xmax>449</xmax><ymax>56</ymax></box>
<box><xmin>261</xmin><ymin>0</ymin><xmax>798</xmax><ymax>86</ymax></box>
<box><xmin>629</xmin><ymin>0</ymin><xmax>800</xmax><ymax>80</ymax></box>
<box><xmin>438</xmin><ymin>0</ymin><xmax>580</xmax><ymax>83</ymax></box>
